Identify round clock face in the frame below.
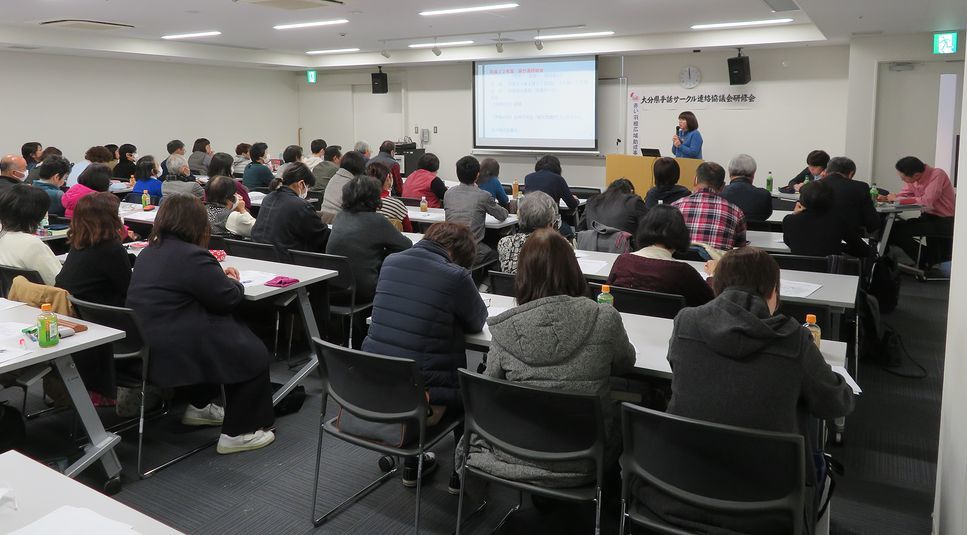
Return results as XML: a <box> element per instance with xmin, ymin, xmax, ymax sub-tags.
<box><xmin>679</xmin><ymin>65</ymin><xmax>702</xmax><ymax>89</ymax></box>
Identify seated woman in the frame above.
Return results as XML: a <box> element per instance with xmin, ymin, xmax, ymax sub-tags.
<box><xmin>207</xmin><ymin>152</ymin><xmax>251</xmax><ymax>209</ymax></box>
<box><xmin>0</xmin><ymin>184</ymin><xmax>62</xmax><ymax>285</ymax></box>
<box><xmin>582</xmin><ymin>178</ymin><xmax>646</xmax><ymax>235</ymax></box>
<box><xmin>251</xmin><ymin>162</ymin><xmax>330</xmax><ymax>261</ymax></box>
<box><xmin>326</xmin><ymin>175</ymin><xmax>412</xmax><ymax>305</ymax></box>
<box><xmin>131</xmin><ymin>156</ymin><xmax>163</xmax><ymax>200</ymax></box>
<box><xmin>56</xmin><ymin>193</ymin><xmax>132</xmax><ymax>405</ymax></box>
<box><xmin>126</xmin><ymin>195</ymin><xmax>276</xmax><ymax>454</ymax></box>
<box><xmin>363</xmin><ymin>222</ymin><xmax>487</xmax><ymax>491</ymax></box>
<box><xmin>111</xmin><ymin>143</ymin><xmax>138</xmax><ymax>179</ymax></box>
<box><xmin>63</xmin><ymin>163</ymin><xmax>112</xmax><ymax>218</ymax></box>
<box><xmin>401</xmin><ymin>153</ymin><xmax>447</xmax><ymax>208</ymax></box>
<box><xmin>368</xmin><ymin>162</ymin><xmax>413</xmax><ymax>232</ymax></box>
<box><xmin>497</xmin><ymin>191</ymin><xmax>558</xmax><ymax>274</ymax></box>
<box><xmin>607</xmin><ymin>205</ymin><xmax>714</xmax><ymax>307</ymax></box>
<box><xmin>639</xmin><ymin>247</ymin><xmax>855</xmax><ymax>534</ymax></box>
<box><xmin>205</xmin><ymin>175</ymin><xmax>256</xmax><ymax>238</ymax></box>
<box><xmin>188</xmin><ymin>137</ymin><xmax>213</xmax><ymax>176</ymax></box>
<box><xmin>472</xmin><ymin>226</ymin><xmax>634</xmax><ymax>488</ymax></box>
<box><xmin>242</xmin><ymin>142</ymin><xmax>274</xmax><ymax>190</ymax></box>
<box><xmin>162</xmin><ymin>154</ymin><xmax>204</xmax><ymax>199</ymax></box>
<box><xmin>643</xmin><ymin>157</ymin><xmax>690</xmax><ymax>209</ymax></box>
<box><xmin>476</xmin><ymin>158</ymin><xmax>510</xmax><ymax>209</ymax></box>
<box><xmin>783</xmin><ymin>180</ymin><xmax>869</xmax><ymax>258</ymax></box>
<box><xmin>275</xmin><ymin>144</ymin><xmax>303</xmax><ymax>178</ymax></box>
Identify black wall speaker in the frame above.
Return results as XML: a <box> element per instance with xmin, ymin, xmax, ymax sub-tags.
<box><xmin>728</xmin><ymin>55</ymin><xmax>751</xmax><ymax>85</ymax></box>
<box><xmin>372</xmin><ymin>71</ymin><xmax>388</xmax><ymax>94</ymax></box>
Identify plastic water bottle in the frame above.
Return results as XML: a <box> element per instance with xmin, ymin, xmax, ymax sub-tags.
<box><xmin>597</xmin><ymin>285</ymin><xmax>615</xmax><ymax>306</ymax></box>
<box><xmin>512</xmin><ymin>178</ymin><xmax>520</xmax><ymax>199</ymax></box>
<box><xmin>37</xmin><ymin>213</ymin><xmax>49</xmax><ymax>236</ymax></box>
<box><xmin>419</xmin><ymin>196</ymin><xmax>428</xmax><ymax>212</ymax></box>
<box><xmin>804</xmin><ymin>314</ymin><xmax>821</xmax><ymax>349</ymax></box>
<box><xmin>766</xmin><ymin>171</ymin><xmax>774</xmax><ymax>192</ymax></box>
<box><xmin>142</xmin><ymin>190</ymin><xmax>150</xmax><ymax>209</ymax></box>
<box><xmin>870</xmin><ymin>184</ymin><xmax>879</xmax><ymax>204</ymax></box>
<box><xmin>38</xmin><ymin>303</ymin><xmax>60</xmax><ymax>348</ymax></box>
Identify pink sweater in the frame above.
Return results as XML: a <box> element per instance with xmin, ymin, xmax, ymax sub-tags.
<box><xmin>62</xmin><ymin>183</ymin><xmax>97</xmax><ymax>218</ymax></box>
<box><xmin>897</xmin><ymin>165</ymin><xmax>956</xmax><ymax>217</ymax></box>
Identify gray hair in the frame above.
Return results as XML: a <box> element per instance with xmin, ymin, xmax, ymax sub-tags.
<box><xmin>727</xmin><ymin>154</ymin><xmax>757</xmax><ymax>178</ymax></box>
<box><xmin>518</xmin><ymin>191</ymin><xmax>559</xmax><ymax>233</ymax></box>
<box><xmin>353</xmin><ymin>141</ymin><xmax>370</xmax><ymax>154</ymax></box>
<box><xmin>166</xmin><ymin>154</ymin><xmax>189</xmax><ymax>176</ymax></box>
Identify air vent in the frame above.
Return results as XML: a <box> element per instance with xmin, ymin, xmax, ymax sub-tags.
<box><xmin>236</xmin><ymin>0</ymin><xmax>343</xmax><ymax>10</ymax></box>
<box><xmin>40</xmin><ymin>19</ymin><xmax>134</xmax><ymax>31</ymax></box>
<box><xmin>761</xmin><ymin>0</ymin><xmax>800</xmax><ymax>12</ymax></box>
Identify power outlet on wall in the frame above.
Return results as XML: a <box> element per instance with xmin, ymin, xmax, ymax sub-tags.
<box><xmin>433</xmin><ymin>126</ymin><xmax>438</xmax><ymax>133</ymax></box>
<box><xmin>414</xmin><ymin>126</ymin><xmax>419</xmax><ymax>134</ymax></box>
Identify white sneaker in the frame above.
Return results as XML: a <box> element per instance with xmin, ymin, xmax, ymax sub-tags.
<box><xmin>181</xmin><ymin>403</ymin><xmax>225</xmax><ymax>426</ymax></box>
<box><xmin>216</xmin><ymin>430</ymin><xmax>276</xmax><ymax>454</ymax></box>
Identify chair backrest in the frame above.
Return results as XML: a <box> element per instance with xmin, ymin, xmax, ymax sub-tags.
<box><xmin>827</xmin><ymin>254</ymin><xmax>861</xmax><ymax>276</ymax></box>
<box><xmin>620</xmin><ymin>403</ymin><xmax>806</xmax><ymax>535</ymax></box>
<box><xmin>488</xmin><ymin>271</ymin><xmax>515</xmax><ymax>297</ymax></box>
<box><xmin>254</xmin><ymin>187</ymin><xmax>272</xmax><ymax>194</ymax></box>
<box><xmin>48</xmin><ymin>215</ymin><xmax>71</xmax><ymax>226</ymax></box>
<box><xmin>587</xmin><ymin>283</ymin><xmax>686</xmax><ymax>319</ymax></box>
<box><xmin>232</xmin><ymin>172</ymin><xmax>244</xmax><ymax>179</ymax></box>
<box><xmin>777</xmin><ymin>302</ymin><xmax>832</xmax><ymax>337</ymax></box>
<box><xmin>772</xmin><ymin>198</ymin><xmax>796</xmax><ymax>211</ymax></box>
<box><xmin>207</xmin><ymin>235</ymin><xmax>228</xmax><ymax>252</ymax></box>
<box><xmin>122</xmin><ymin>192</ymin><xmax>160</xmax><ymax>205</ymax></box>
<box><xmin>771</xmin><ymin>254</ymin><xmax>829</xmax><ymax>274</ymax></box>
<box><xmin>223</xmin><ymin>238</ymin><xmax>279</xmax><ymax>262</ymax></box>
<box><xmin>459</xmin><ymin>369</ymin><xmax>605</xmax><ymax>467</ymax></box>
<box><xmin>0</xmin><ymin>265</ymin><xmax>43</xmax><ymax>298</ymax></box>
<box><xmin>312</xmin><ymin>337</ymin><xmax>426</xmax><ymax>423</ymax></box>
<box><xmin>399</xmin><ymin>197</ymin><xmax>422</xmax><ymax>207</ymax></box>
<box><xmin>570</xmin><ymin>186</ymin><xmax>602</xmax><ymax>200</ymax></box>
<box><xmin>290</xmin><ymin>250</ymin><xmax>356</xmax><ymax>297</ymax></box>
<box><xmin>67</xmin><ymin>296</ymin><xmax>148</xmax><ymax>362</ymax></box>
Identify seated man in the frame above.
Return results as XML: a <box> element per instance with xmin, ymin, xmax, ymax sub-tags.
<box><xmin>444</xmin><ymin>156</ymin><xmax>509</xmax><ymax>267</ymax></box>
<box><xmin>820</xmin><ymin>156</ymin><xmax>879</xmax><ymax>238</ymax></box>
<box><xmin>884</xmin><ymin>156</ymin><xmax>956</xmax><ymax>266</ymax></box>
<box><xmin>783</xmin><ymin>180</ymin><xmax>869</xmax><ymax>258</ymax></box>
<box><xmin>721</xmin><ymin>153</ymin><xmax>772</xmax><ymax>222</ymax></box>
<box><xmin>524</xmin><ymin>155</ymin><xmax>579</xmax><ymax>236</ymax></box>
<box><xmin>366</xmin><ymin>140</ymin><xmax>403</xmax><ymax>196</ymax></box>
<box><xmin>781</xmin><ymin>149</ymin><xmax>829</xmax><ymax>193</ymax></box>
<box><xmin>672</xmin><ymin>161</ymin><xmax>747</xmax><ymax>252</ymax></box>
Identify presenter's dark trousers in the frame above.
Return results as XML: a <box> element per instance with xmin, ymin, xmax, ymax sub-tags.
<box><xmin>186</xmin><ymin>368</ymin><xmax>275</xmax><ymax>436</ymax></box>
<box><xmin>889</xmin><ymin>213</ymin><xmax>954</xmax><ymax>266</ymax></box>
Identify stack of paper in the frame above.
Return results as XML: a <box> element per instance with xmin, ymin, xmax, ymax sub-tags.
<box><xmin>779</xmin><ymin>280</ymin><xmax>821</xmax><ymax>298</ymax></box>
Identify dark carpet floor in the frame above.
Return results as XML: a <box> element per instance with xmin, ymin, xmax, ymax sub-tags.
<box><xmin>4</xmin><ymin>276</ymin><xmax>947</xmax><ymax>534</ymax></box>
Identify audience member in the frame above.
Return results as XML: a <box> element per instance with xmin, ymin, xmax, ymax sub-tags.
<box><xmin>475</xmin><ymin>158</ymin><xmax>510</xmax><ymax>209</ymax></box>
<box><xmin>66</xmin><ymin>146</ymin><xmax>112</xmax><ymax>186</ymax></box>
<box><xmin>188</xmin><ymin>138</ymin><xmax>213</xmax><ymax>175</ymax></box>
<box><xmin>33</xmin><ymin>155</ymin><xmax>71</xmax><ymax>217</ymax></box>
<box><xmin>0</xmin><ymin>154</ymin><xmax>28</xmax><ymax>193</ymax></box>
<box><xmin>444</xmin><ymin>156</ymin><xmax>509</xmax><ymax>267</ymax></box>
<box><xmin>402</xmin><ymin>153</ymin><xmax>447</xmax><ymax>208</ymax></box>
<box><xmin>497</xmin><ymin>191</ymin><xmax>558</xmax><ymax>274</ymax></box>
<box><xmin>303</xmin><ymin>139</ymin><xmax>326</xmax><ymax>170</ymax></box>
<box><xmin>524</xmin><ymin>156</ymin><xmax>579</xmax><ymax>236</ymax></box>
<box><xmin>104</xmin><ymin>144</ymin><xmax>119</xmax><ymax>170</ymax></box>
<box><xmin>644</xmin><ymin>157</ymin><xmax>690</xmax><ymax>209</ymax></box>
<box><xmin>353</xmin><ymin>141</ymin><xmax>371</xmax><ymax>159</ymax></box>
<box><xmin>127</xmin><ymin>195</ymin><xmax>276</xmax><ymax>455</ymax></box>
<box><xmin>208</xmin><ymin>152</ymin><xmax>251</xmax><ymax>209</ymax></box>
<box><xmin>0</xmin><ymin>184</ymin><xmax>61</xmax><ymax>284</ymax></box>
<box><xmin>276</xmin><ymin>144</ymin><xmax>304</xmax><ymax>178</ymax></box>
<box><xmin>320</xmin><ymin>150</ymin><xmax>366</xmax><ymax>224</ymax></box>
<box><xmin>672</xmin><ymin>161</ymin><xmax>747</xmax><ymax>251</ymax></box>
<box><xmin>241</xmin><ymin>142</ymin><xmax>274</xmax><ymax>190</ymax></box>
<box><xmin>721</xmin><ymin>153</ymin><xmax>772</xmax><ymax>222</ymax></box>
<box><xmin>783</xmin><ymin>180</ymin><xmax>868</xmax><ymax>257</ymax></box>
<box><xmin>112</xmin><ymin>144</ymin><xmax>138</xmax><ymax>179</ymax></box>
<box><xmin>582</xmin><ymin>178</ymin><xmax>646</xmax><ymax>235</ymax></box>
<box><xmin>63</xmin><ymin>163</ymin><xmax>112</xmax><ymax>218</ymax></box>
<box><xmin>327</xmin><ymin>175</ymin><xmax>411</xmax><ymax>306</ymax></box>
<box><xmin>25</xmin><ymin>146</ymin><xmax>63</xmax><ymax>184</ymax></box>
<box><xmin>21</xmin><ymin>142</ymin><xmax>42</xmax><ymax>171</ymax></box>
<box><xmin>162</xmin><ymin>154</ymin><xmax>204</xmax><ymax>199</ymax></box>
<box><xmin>368</xmin><ymin>162</ymin><xmax>412</xmax><ymax>231</ymax></box>
<box><xmin>232</xmin><ymin>143</ymin><xmax>252</xmax><ymax>176</ymax></box>
<box><xmin>251</xmin><ymin>162</ymin><xmax>330</xmax><ymax>260</ymax></box>
<box><xmin>640</xmin><ymin>247</ymin><xmax>854</xmax><ymax>534</ymax></box>
<box><xmin>362</xmin><ymin>222</ymin><xmax>487</xmax><ymax>490</ymax></box>
<box><xmin>782</xmin><ymin>149</ymin><xmax>830</xmax><ymax>193</ymax></box>
<box><xmin>885</xmin><ymin>156</ymin><xmax>957</xmax><ymax>265</ymax></box>
<box><xmin>206</xmin><ymin>175</ymin><xmax>255</xmax><ymax>238</ymax></box>
<box><xmin>366</xmin><ymin>140</ymin><xmax>403</xmax><ymax>195</ymax></box>
<box><xmin>132</xmin><ymin>156</ymin><xmax>163</xmax><ymax>200</ymax></box>
<box><xmin>607</xmin><ymin>205</ymin><xmax>714</xmax><ymax>306</ymax></box>
<box><xmin>160</xmin><ymin>139</ymin><xmax>186</xmax><ymax>177</ymax></box>
<box><xmin>310</xmin><ymin>145</ymin><xmax>341</xmax><ymax>197</ymax></box>
<box><xmin>821</xmin><ymin>156</ymin><xmax>879</xmax><ymax>236</ymax></box>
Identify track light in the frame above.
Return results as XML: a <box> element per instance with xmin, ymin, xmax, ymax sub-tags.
<box><xmin>535</xmin><ymin>39</ymin><xmax>543</xmax><ymax>50</ymax></box>
<box><xmin>381</xmin><ymin>49</ymin><xmax>391</xmax><ymax>58</ymax></box>
<box><xmin>432</xmin><ymin>46</ymin><xmax>442</xmax><ymax>56</ymax></box>
<box><xmin>496</xmin><ymin>33</ymin><xmax>504</xmax><ymax>53</ymax></box>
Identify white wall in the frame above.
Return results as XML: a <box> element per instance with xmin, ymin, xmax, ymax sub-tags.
<box><xmin>0</xmin><ymin>50</ymin><xmax>301</xmax><ymax>165</ymax></box>
<box><xmin>297</xmin><ymin>45</ymin><xmax>850</xmax><ymax>188</ymax></box>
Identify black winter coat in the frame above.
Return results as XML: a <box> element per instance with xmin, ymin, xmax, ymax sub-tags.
<box><xmin>251</xmin><ymin>187</ymin><xmax>330</xmax><ymax>260</ymax></box>
<box><xmin>721</xmin><ymin>177</ymin><xmax>773</xmax><ymax>222</ymax></box>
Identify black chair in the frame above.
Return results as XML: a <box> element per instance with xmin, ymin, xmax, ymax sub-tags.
<box><xmin>570</xmin><ymin>186</ymin><xmax>602</xmax><ymax>200</ymax></box>
<box><xmin>587</xmin><ymin>283</ymin><xmax>686</xmax><ymax>319</ymax></box>
<box><xmin>455</xmin><ymin>369</ymin><xmax>607</xmax><ymax>534</ymax></box>
<box><xmin>232</xmin><ymin>172</ymin><xmax>244</xmax><ymax>179</ymax></box>
<box><xmin>223</xmin><ymin>238</ymin><xmax>278</xmax><ymax>262</ymax></box>
<box><xmin>291</xmin><ymin>251</ymin><xmax>371</xmax><ymax>349</ymax></box>
<box><xmin>49</xmin><ymin>215</ymin><xmax>71</xmax><ymax>226</ymax></box>
<box><xmin>207</xmin><ymin>235</ymin><xmax>228</xmax><ymax>252</ymax></box>
<box><xmin>619</xmin><ymin>403</ymin><xmax>807</xmax><ymax>535</ymax></box>
<box><xmin>254</xmin><ymin>187</ymin><xmax>272</xmax><ymax>194</ymax></box>
<box><xmin>0</xmin><ymin>265</ymin><xmax>43</xmax><ymax>298</ymax></box>
<box><xmin>488</xmin><ymin>271</ymin><xmax>515</xmax><ymax>297</ymax></box>
<box><xmin>67</xmin><ymin>297</ymin><xmax>216</xmax><ymax>479</ymax></box>
<box><xmin>772</xmin><ymin>254</ymin><xmax>829</xmax><ymax>274</ymax></box>
<box><xmin>122</xmin><ymin>192</ymin><xmax>160</xmax><ymax>205</ymax></box>
<box><xmin>400</xmin><ymin>197</ymin><xmax>422</xmax><ymax>207</ymax></box>
<box><xmin>310</xmin><ymin>337</ymin><xmax>463</xmax><ymax>532</ymax></box>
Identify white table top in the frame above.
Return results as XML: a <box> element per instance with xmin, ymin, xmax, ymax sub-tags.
<box><xmin>118</xmin><ymin>202</ymin><xmax>158</xmax><ymax>225</ymax></box>
<box><xmin>0</xmin><ymin>450</ymin><xmax>182</xmax><ymax>534</ymax></box>
<box><xmin>770</xmin><ymin>191</ymin><xmax>800</xmax><ymax>201</ymax></box>
<box><xmin>220</xmin><ymin>255</ymin><xmax>337</xmax><ymax>301</ymax></box>
<box><xmin>746</xmin><ymin>230</ymin><xmax>790</xmax><ymax>253</ymax></box>
<box><xmin>403</xmin><ymin>232</ymin><xmax>424</xmax><ymax>244</ymax></box>
<box><xmin>768</xmin><ymin>210</ymin><xmax>792</xmax><ymax>223</ymax></box>
<box><xmin>39</xmin><ymin>230</ymin><xmax>69</xmax><ymax>243</ymax></box>
<box><xmin>472</xmin><ymin>294</ymin><xmax>848</xmax><ymax>378</ymax></box>
<box><xmin>0</xmin><ymin>300</ymin><xmax>125</xmax><ymax>375</ymax></box>
<box><xmin>407</xmin><ymin>207</ymin><xmax>519</xmax><ymax>230</ymax></box>
<box><xmin>769</xmin><ymin>203</ymin><xmax>921</xmax><ymax>223</ymax></box>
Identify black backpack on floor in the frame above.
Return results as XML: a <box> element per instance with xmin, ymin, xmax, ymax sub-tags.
<box><xmin>0</xmin><ymin>404</ymin><xmax>25</xmax><ymax>453</ymax></box>
<box><xmin>866</xmin><ymin>255</ymin><xmax>901</xmax><ymax>314</ymax></box>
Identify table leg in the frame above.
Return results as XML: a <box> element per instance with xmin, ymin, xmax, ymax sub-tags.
<box><xmin>878</xmin><ymin>212</ymin><xmax>897</xmax><ymax>256</ymax></box>
<box><xmin>51</xmin><ymin>357</ymin><xmax>122</xmax><ymax>479</ymax></box>
<box><xmin>272</xmin><ymin>286</ymin><xmax>322</xmax><ymax>405</ymax></box>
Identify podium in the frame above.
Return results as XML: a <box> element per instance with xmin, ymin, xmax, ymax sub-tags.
<box><xmin>605</xmin><ymin>154</ymin><xmax>704</xmax><ymax>195</ymax></box>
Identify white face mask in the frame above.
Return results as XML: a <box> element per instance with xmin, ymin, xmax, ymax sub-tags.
<box><xmin>14</xmin><ymin>170</ymin><xmax>27</xmax><ymax>181</ymax></box>
<box><xmin>299</xmin><ymin>184</ymin><xmax>308</xmax><ymax>199</ymax></box>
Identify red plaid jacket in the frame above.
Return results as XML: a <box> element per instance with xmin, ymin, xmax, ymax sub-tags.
<box><xmin>672</xmin><ymin>189</ymin><xmax>747</xmax><ymax>251</ymax></box>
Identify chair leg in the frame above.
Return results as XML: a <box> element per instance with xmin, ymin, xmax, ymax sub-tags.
<box><xmin>136</xmin><ymin>382</ymin><xmax>219</xmax><ymax>479</ymax></box>
<box><xmin>594</xmin><ymin>487</ymin><xmax>603</xmax><ymax>535</ymax></box>
<box><xmin>273</xmin><ymin>310</ymin><xmax>281</xmax><ymax>357</ymax></box>
<box><xmin>619</xmin><ymin>499</ymin><xmax>628</xmax><ymax>535</ymax></box>
<box><xmin>415</xmin><ymin>449</ymin><xmax>424</xmax><ymax>534</ymax></box>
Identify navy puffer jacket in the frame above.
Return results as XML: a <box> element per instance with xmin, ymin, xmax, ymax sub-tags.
<box><xmin>361</xmin><ymin>240</ymin><xmax>488</xmax><ymax>408</ymax></box>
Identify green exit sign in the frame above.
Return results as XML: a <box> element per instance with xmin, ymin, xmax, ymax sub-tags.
<box><xmin>306</xmin><ymin>70</ymin><xmax>317</xmax><ymax>84</ymax></box>
<box><xmin>933</xmin><ymin>32</ymin><xmax>958</xmax><ymax>55</ymax></box>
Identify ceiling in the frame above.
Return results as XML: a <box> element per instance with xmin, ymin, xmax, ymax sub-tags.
<box><xmin>0</xmin><ymin>0</ymin><xmax>963</xmax><ymax>69</ymax></box>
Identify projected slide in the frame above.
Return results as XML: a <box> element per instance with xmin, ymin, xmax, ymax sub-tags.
<box><xmin>474</xmin><ymin>57</ymin><xmax>597</xmax><ymax>150</ymax></box>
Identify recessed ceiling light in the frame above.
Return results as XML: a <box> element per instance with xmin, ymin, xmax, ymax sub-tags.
<box><xmin>273</xmin><ymin>19</ymin><xmax>349</xmax><ymax>30</ymax></box>
<box><xmin>691</xmin><ymin>18</ymin><xmax>794</xmax><ymax>30</ymax></box>
<box><xmin>419</xmin><ymin>3</ymin><xmax>519</xmax><ymax>16</ymax></box>
<box><xmin>535</xmin><ymin>31</ymin><xmax>614</xmax><ymax>41</ymax></box>
<box><xmin>408</xmin><ymin>40</ymin><xmax>474</xmax><ymax>48</ymax></box>
<box><xmin>161</xmin><ymin>31</ymin><xmax>221</xmax><ymax>40</ymax></box>
<box><xmin>306</xmin><ymin>47</ymin><xmax>361</xmax><ymax>55</ymax></box>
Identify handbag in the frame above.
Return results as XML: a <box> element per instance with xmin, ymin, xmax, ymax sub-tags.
<box><xmin>335</xmin><ymin>395</ymin><xmax>447</xmax><ymax>448</ymax></box>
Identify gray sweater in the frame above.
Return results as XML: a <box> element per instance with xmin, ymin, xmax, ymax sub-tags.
<box><xmin>320</xmin><ymin>168</ymin><xmax>354</xmax><ymax>224</ymax></box>
<box><xmin>326</xmin><ymin>211</ymin><xmax>411</xmax><ymax>304</ymax></box>
<box><xmin>443</xmin><ymin>183</ymin><xmax>508</xmax><ymax>245</ymax></box>
<box><xmin>469</xmin><ymin>295</ymin><xmax>635</xmax><ymax>487</ymax></box>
